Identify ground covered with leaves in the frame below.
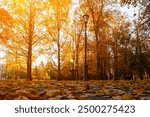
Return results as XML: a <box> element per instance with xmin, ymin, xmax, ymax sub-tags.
<box><xmin>0</xmin><ymin>80</ymin><xmax>150</xmax><ymax>100</ymax></box>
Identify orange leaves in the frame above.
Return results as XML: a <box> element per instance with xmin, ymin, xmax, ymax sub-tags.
<box><xmin>121</xmin><ymin>94</ymin><xmax>134</xmax><ymax>100</ymax></box>
<box><xmin>46</xmin><ymin>90</ymin><xmax>60</xmax><ymax>98</ymax></box>
<box><xmin>0</xmin><ymin>8</ymin><xmax>13</xmax><ymax>44</ymax></box>
<box><xmin>134</xmin><ymin>88</ymin><xmax>144</xmax><ymax>95</ymax></box>
<box><xmin>0</xmin><ymin>80</ymin><xmax>150</xmax><ymax>100</ymax></box>
<box><xmin>0</xmin><ymin>8</ymin><xmax>13</xmax><ymax>27</ymax></box>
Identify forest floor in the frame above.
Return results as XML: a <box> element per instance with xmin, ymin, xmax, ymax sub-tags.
<box><xmin>0</xmin><ymin>80</ymin><xmax>150</xmax><ymax>100</ymax></box>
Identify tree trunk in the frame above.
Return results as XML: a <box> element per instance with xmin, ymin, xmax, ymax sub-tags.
<box><xmin>27</xmin><ymin>1</ymin><xmax>34</xmax><ymax>81</ymax></box>
<box><xmin>92</xmin><ymin>17</ymin><xmax>101</xmax><ymax>80</ymax></box>
<box><xmin>76</xmin><ymin>46</ymin><xmax>79</xmax><ymax>80</ymax></box>
<box><xmin>95</xmin><ymin>30</ymin><xmax>100</xmax><ymax>80</ymax></box>
<box><xmin>123</xmin><ymin>43</ymin><xmax>127</xmax><ymax>79</ymax></box>
<box><xmin>114</xmin><ymin>29</ymin><xmax>118</xmax><ymax>80</ymax></box>
<box><xmin>57</xmin><ymin>28</ymin><xmax>61</xmax><ymax>80</ymax></box>
<box><xmin>27</xmin><ymin>44</ymin><xmax>32</xmax><ymax>80</ymax></box>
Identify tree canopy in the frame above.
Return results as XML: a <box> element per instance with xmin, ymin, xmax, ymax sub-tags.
<box><xmin>0</xmin><ymin>0</ymin><xmax>149</xmax><ymax>81</ymax></box>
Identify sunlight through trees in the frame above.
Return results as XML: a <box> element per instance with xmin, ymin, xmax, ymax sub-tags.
<box><xmin>0</xmin><ymin>0</ymin><xmax>149</xmax><ymax>81</ymax></box>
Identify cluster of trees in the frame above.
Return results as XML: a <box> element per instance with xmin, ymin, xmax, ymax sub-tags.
<box><xmin>0</xmin><ymin>0</ymin><xmax>149</xmax><ymax>81</ymax></box>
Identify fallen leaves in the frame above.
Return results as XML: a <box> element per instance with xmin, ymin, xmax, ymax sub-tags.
<box><xmin>46</xmin><ymin>90</ymin><xmax>60</xmax><ymax>98</ymax></box>
<box><xmin>0</xmin><ymin>80</ymin><xmax>149</xmax><ymax>100</ymax></box>
<box><xmin>121</xmin><ymin>94</ymin><xmax>134</xmax><ymax>100</ymax></box>
<box><xmin>134</xmin><ymin>88</ymin><xmax>144</xmax><ymax>95</ymax></box>
<box><xmin>15</xmin><ymin>96</ymin><xmax>29</xmax><ymax>100</ymax></box>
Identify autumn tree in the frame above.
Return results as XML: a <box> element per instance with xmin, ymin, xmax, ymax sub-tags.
<box><xmin>69</xmin><ymin>8</ymin><xmax>85</xmax><ymax>80</ymax></box>
<box><xmin>45</xmin><ymin>0</ymin><xmax>72</xmax><ymax>80</ymax></box>
<box><xmin>78</xmin><ymin>0</ymin><xmax>118</xmax><ymax>80</ymax></box>
<box><xmin>0</xmin><ymin>0</ymin><xmax>149</xmax><ymax>81</ymax></box>
<box><xmin>0</xmin><ymin>7</ymin><xmax>13</xmax><ymax>79</ymax></box>
<box><xmin>0</xmin><ymin>8</ymin><xmax>12</xmax><ymax>43</ymax></box>
<box><xmin>120</xmin><ymin>0</ymin><xmax>150</xmax><ymax>80</ymax></box>
<box><xmin>1</xmin><ymin>0</ymin><xmax>47</xmax><ymax>80</ymax></box>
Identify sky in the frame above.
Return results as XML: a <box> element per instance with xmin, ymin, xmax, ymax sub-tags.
<box><xmin>72</xmin><ymin>0</ymin><xmax>137</xmax><ymax>17</ymax></box>
<box><xmin>73</xmin><ymin>0</ymin><xmax>78</xmax><ymax>5</ymax></box>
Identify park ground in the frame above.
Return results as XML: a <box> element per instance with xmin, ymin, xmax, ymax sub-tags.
<box><xmin>0</xmin><ymin>80</ymin><xmax>150</xmax><ymax>100</ymax></box>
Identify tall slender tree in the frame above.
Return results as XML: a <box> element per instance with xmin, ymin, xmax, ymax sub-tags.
<box><xmin>45</xmin><ymin>0</ymin><xmax>72</xmax><ymax>80</ymax></box>
<box><xmin>2</xmin><ymin>0</ymin><xmax>47</xmax><ymax>80</ymax></box>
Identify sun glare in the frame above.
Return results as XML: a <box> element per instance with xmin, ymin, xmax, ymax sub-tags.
<box><xmin>35</xmin><ymin>55</ymin><xmax>47</xmax><ymax>66</ymax></box>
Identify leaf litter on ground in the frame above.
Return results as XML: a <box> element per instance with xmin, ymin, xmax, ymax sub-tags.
<box><xmin>0</xmin><ymin>80</ymin><xmax>149</xmax><ymax>100</ymax></box>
